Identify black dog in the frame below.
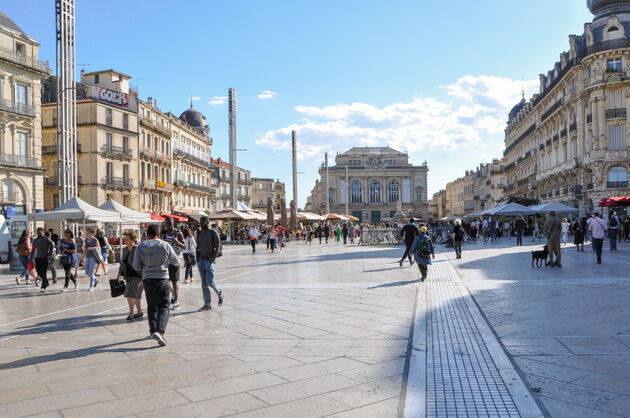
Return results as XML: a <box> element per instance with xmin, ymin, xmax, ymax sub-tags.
<box><xmin>531</xmin><ymin>245</ymin><xmax>549</xmax><ymax>267</ymax></box>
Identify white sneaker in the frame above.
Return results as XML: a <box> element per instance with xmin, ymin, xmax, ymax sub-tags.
<box><xmin>60</xmin><ymin>288</ymin><xmax>66</xmax><ymax>292</ymax></box>
<box><xmin>88</xmin><ymin>287</ymin><xmax>94</xmax><ymax>292</ymax></box>
<box><xmin>152</xmin><ymin>333</ymin><xmax>167</xmax><ymax>346</ymax></box>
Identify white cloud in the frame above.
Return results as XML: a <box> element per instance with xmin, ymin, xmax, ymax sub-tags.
<box><xmin>257</xmin><ymin>90</ymin><xmax>278</xmax><ymax>100</ymax></box>
<box><xmin>256</xmin><ymin>75</ymin><xmax>538</xmax><ymax>160</ymax></box>
<box><xmin>207</xmin><ymin>96</ymin><xmax>227</xmax><ymax>106</ymax></box>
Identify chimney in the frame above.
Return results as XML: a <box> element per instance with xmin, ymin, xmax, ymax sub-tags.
<box><xmin>80</xmin><ymin>69</ymin><xmax>85</xmax><ymax>82</ymax></box>
<box><xmin>153</xmin><ymin>98</ymin><xmax>157</xmax><ymax>108</ymax></box>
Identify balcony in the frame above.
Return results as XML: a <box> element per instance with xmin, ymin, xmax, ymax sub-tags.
<box><xmin>103</xmin><ymin>176</ymin><xmax>133</xmax><ymax>189</ymax></box>
<box><xmin>172</xmin><ymin>148</ymin><xmax>212</xmax><ymax>168</ymax></box>
<box><xmin>0</xmin><ymin>46</ymin><xmax>50</xmax><ymax>74</ymax></box>
<box><xmin>0</xmin><ymin>98</ymin><xmax>35</xmax><ymax>118</ymax></box>
<box><xmin>238</xmin><ymin>178</ymin><xmax>253</xmax><ymax>185</ymax></box>
<box><xmin>140</xmin><ymin>147</ymin><xmax>171</xmax><ymax>163</ymax></box>
<box><xmin>541</xmin><ymin>99</ymin><xmax>564</xmax><ymax>122</ymax></box>
<box><xmin>587</xmin><ymin>114</ymin><xmax>592</xmax><ymax>124</ymax></box>
<box><xmin>605</xmin><ymin>108</ymin><xmax>627</xmax><ymax>119</ymax></box>
<box><xmin>101</xmin><ymin>144</ymin><xmax>132</xmax><ymax>160</ymax></box>
<box><xmin>140</xmin><ymin>115</ymin><xmax>171</xmax><ymax>137</ymax></box>
<box><xmin>608</xmin><ymin>181</ymin><xmax>628</xmax><ymax>188</ymax></box>
<box><xmin>0</xmin><ymin>153</ymin><xmax>41</xmax><ymax>170</ymax></box>
<box><xmin>42</xmin><ymin>144</ymin><xmax>82</xmax><ymax>154</ymax></box>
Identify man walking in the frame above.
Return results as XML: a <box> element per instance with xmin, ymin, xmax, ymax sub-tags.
<box><xmin>515</xmin><ymin>215</ymin><xmax>526</xmax><ymax>246</ymax></box>
<box><xmin>162</xmin><ymin>216</ymin><xmax>185</xmax><ymax>310</ymax></box>
<box><xmin>196</xmin><ymin>217</ymin><xmax>224</xmax><ymax>311</ymax></box>
<box><xmin>608</xmin><ymin>211</ymin><xmax>620</xmax><ymax>251</ymax></box>
<box><xmin>30</xmin><ymin>227</ymin><xmax>54</xmax><ymax>293</ymax></box>
<box><xmin>589</xmin><ymin>212</ymin><xmax>608</xmax><ymax>264</ymax></box>
<box><xmin>323</xmin><ymin>223</ymin><xmax>330</xmax><ymax>244</ymax></box>
<box><xmin>399</xmin><ymin>220</ymin><xmax>419</xmax><ymax>267</ymax></box>
<box><xmin>452</xmin><ymin>219</ymin><xmax>464</xmax><ymax>259</ymax></box>
<box><xmin>133</xmin><ymin>224</ymin><xmax>179</xmax><ymax>346</ymax></box>
<box><xmin>249</xmin><ymin>225</ymin><xmax>259</xmax><ymax>253</ymax></box>
<box><xmin>316</xmin><ymin>224</ymin><xmax>323</xmax><ymax>244</ymax></box>
<box><xmin>544</xmin><ymin>211</ymin><xmax>562</xmax><ymax>267</ymax></box>
<box><xmin>342</xmin><ymin>224</ymin><xmax>349</xmax><ymax>244</ymax></box>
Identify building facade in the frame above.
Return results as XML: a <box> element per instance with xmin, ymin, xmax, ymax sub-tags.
<box><xmin>0</xmin><ymin>13</ymin><xmax>50</xmax><ymax>217</ymax></box>
<box><xmin>210</xmin><ymin>158</ymin><xmax>252</xmax><ymax>211</ymax></box>
<box><xmin>252</xmin><ymin>178</ymin><xmax>285</xmax><ymax>211</ymax></box>
<box><xmin>42</xmin><ymin>69</ymin><xmax>139</xmax><ymax>210</ymax></box>
<box><xmin>138</xmin><ymin>98</ymin><xmax>172</xmax><ymax>213</ymax></box>
<box><xmin>170</xmin><ymin>105</ymin><xmax>214</xmax><ymax>215</ymax></box>
<box><xmin>307</xmin><ymin>146</ymin><xmax>429</xmax><ymax>222</ymax></box>
<box><xmin>504</xmin><ymin>0</ymin><xmax>630</xmax><ymax>215</ymax></box>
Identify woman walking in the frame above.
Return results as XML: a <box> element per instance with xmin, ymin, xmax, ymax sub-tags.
<box><xmin>94</xmin><ymin>229</ymin><xmax>112</xmax><ymax>277</ymax></box>
<box><xmin>84</xmin><ymin>228</ymin><xmax>101</xmax><ymax>291</ymax></box>
<box><xmin>572</xmin><ymin>217</ymin><xmax>585</xmax><ymax>251</ymax></box>
<box><xmin>118</xmin><ymin>231</ymin><xmax>143</xmax><ymax>321</ymax></box>
<box><xmin>409</xmin><ymin>226</ymin><xmax>435</xmax><ymax>281</ymax></box>
<box><xmin>74</xmin><ymin>230</ymin><xmax>84</xmax><ymax>279</ymax></box>
<box><xmin>59</xmin><ymin>229</ymin><xmax>77</xmax><ymax>291</ymax></box>
<box><xmin>183</xmin><ymin>228</ymin><xmax>196</xmax><ymax>283</ymax></box>
<box><xmin>15</xmin><ymin>230</ymin><xmax>32</xmax><ymax>285</ymax></box>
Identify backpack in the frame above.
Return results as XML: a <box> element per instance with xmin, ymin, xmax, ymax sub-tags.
<box><xmin>609</xmin><ymin>216</ymin><xmax>618</xmax><ymax>228</ymax></box>
<box><xmin>197</xmin><ymin>229</ymin><xmax>221</xmax><ymax>261</ymax></box>
<box><xmin>417</xmin><ymin>238</ymin><xmax>432</xmax><ymax>258</ymax></box>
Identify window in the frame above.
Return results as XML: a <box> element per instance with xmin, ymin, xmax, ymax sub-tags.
<box><xmin>123</xmin><ymin>113</ymin><xmax>128</xmax><ymax>130</ymax></box>
<box><xmin>563</xmin><ymin>143</ymin><xmax>568</xmax><ymax>162</ymax></box>
<box><xmin>173</xmin><ymin>134</ymin><xmax>178</xmax><ymax>150</ymax></box>
<box><xmin>609</xmin><ymin>126</ymin><xmax>624</xmax><ymax>150</ymax></box>
<box><xmin>416</xmin><ymin>188</ymin><xmax>424</xmax><ymax>203</ymax></box>
<box><xmin>105</xmin><ymin>133</ymin><xmax>113</xmax><ymax>150</ymax></box>
<box><xmin>590</xmin><ymin>130</ymin><xmax>594</xmax><ymax>150</ymax></box>
<box><xmin>106</xmin><ymin>108</ymin><xmax>112</xmax><ymax>126</ymax></box>
<box><xmin>388</xmin><ymin>180</ymin><xmax>399</xmax><ymax>203</ymax></box>
<box><xmin>15</xmin><ymin>43</ymin><xmax>24</xmax><ymax>64</ymax></box>
<box><xmin>94</xmin><ymin>74</ymin><xmax>99</xmax><ymax>84</ymax></box>
<box><xmin>141</xmin><ymin>162</ymin><xmax>145</xmax><ymax>179</ymax></box>
<box><xmin>106</xmin><ymin>162</ymin><xmax>113</xmax><ymax>178</ymax></box>
<box><xmin>15</xmin><ymin>84</ymin><xmax>28</xmax><ymax>105</ymax></box>
<box><xmin>16</xmin><ymin>132</ymin><xmax>28</xmax><ymax>158</ymax></box>
<box><xmin>122</xmin><ymin>136</ymin><xmax>129</xmax><ymax>151</ymax></box>
<box><xmin>607</xmin><ymin>90</ymin><xmax>624</xmax><ymax>109</ymax></box>
<box><xmin>573</xmin><ymin>138</ymin><xmax>578</xmax><ymax>158</ymax></box>
<box><xmin>351</xmin><ymin>180</ymin><xmax>362</xmax><ymax>203</ymax></box>
<box><xmin>607</xmin><ymin>166</ymin><xmax>628</xmax><ymax>188</ymax></box>
<box><xmin>147</xmin><ymin>163</ymin><xmax>151</xmax><ymax>179</ymax></box>
<box><xmin>123</xmin><ymin>164</ymin><xmax>129</xmax><ymax>179</ymax></box>
<box><xmin>607</xmin><ymin>58</ymin><xmax>622</xmax><ymax>72</ymax></box>
<box><xmin>369</xmin><ymin>180</ymin><xmax>381</xmax><ymax>203</ymax></box>
<box><xmin>328</xmin><ymin>189</ymin><xmax>334</xmax><ymax>204</ymax></box>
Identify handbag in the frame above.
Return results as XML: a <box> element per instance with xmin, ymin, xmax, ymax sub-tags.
<box><xmin>92</xmin><ymin>247</ymin><xmax>104</xmax><ymax>264</ymax></box>
<box><xmin>109</xmin><ymin>279</ymin><xmax>126</xmax><ymax>298</ymax></box>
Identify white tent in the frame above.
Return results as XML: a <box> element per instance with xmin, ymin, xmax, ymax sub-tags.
<box><xmin>529</xmin><ymin>202</ymin><xmax>579</xmax><ymax>214</ymax></box>
<box><xmin>487</xmin><ymin>202</ymin><xmax>535</xmax><ymax>216</ymax></box>
<box><xmin>98</xmin><ymin>199</ymin><xmax>159</xmax><ymax>223</ymax></box>
<box><xmin>440</xmin><ymin>215</ymin><xmax>457</xmax><ymax>221</ymax></box>
<box><xmin>225</xmin><ymin>201</ymin><xmax>252</xmax><ymax>211</ymax></box>
<box><xmin>29</xmin><ymin>197</ymin><xmax>122</xmax><ymax>223</ymax></box>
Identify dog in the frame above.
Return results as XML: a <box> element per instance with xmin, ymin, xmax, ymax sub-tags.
<box><xmin>531</xmin><ymin>245</ymin><xmax>549</xmax><ymax>267</ymax></box>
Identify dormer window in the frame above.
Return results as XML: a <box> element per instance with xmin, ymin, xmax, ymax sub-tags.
<box><xmin>15</xmin><ymin>43</ymin><xmax>24</xmax><ymax>64</ymax></box>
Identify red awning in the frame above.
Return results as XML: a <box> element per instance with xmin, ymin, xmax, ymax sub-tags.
<box><xmin>598</xmin><ymin>197</ymin><xmax>630</xmax><ymax>207</ymax></box>
<box><xmin>149</xmin><ymin>212</ymin><xmax>165</xmax><ymax>221</ymax></box>
<box><xmin>163</xmin><ymin>213</ymin><xmax>188</xmax><ymax>222</ymax></box>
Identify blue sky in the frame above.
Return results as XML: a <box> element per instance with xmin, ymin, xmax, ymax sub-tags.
<box><xmin>6</xmin><ymin>0</ymin><xmax>592</xmax><ymax>208</ymax></box>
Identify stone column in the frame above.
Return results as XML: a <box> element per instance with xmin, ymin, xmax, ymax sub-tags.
<box><xmin>597</xmin><ymin>93</ymin><xmax>607</xmax><ymax>150</ymax></box>
<box><xmin>591</xmin><ymin>97</ymin><xmax>599</xmax><ymax>150</ymax></box>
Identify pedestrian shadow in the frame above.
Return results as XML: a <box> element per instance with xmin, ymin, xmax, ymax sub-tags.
<box><xmin>0</xmin><ymin>338</ymin><xmax>154</xmax><ymax>370</ymax></box>
<box><xmin>363</xmin><ymin>266</ymin><xmax>402</xmax><ymax>273</ymax></box>
<box><xmin>368</xmin><ymin>280</ymin><xmax>419</xmax><ymax>289</ymax></box>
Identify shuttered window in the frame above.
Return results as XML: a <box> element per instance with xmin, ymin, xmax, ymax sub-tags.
<box><xmin>607</xmin><ymin>90</ymin><xmax>624</xmax><ymax>109</ymax></box>
<box><xmin>609</xmin><ymin>125</ymin><xmax>625</xmax><ymax>150</ymax></box>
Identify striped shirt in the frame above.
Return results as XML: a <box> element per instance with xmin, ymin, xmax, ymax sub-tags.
<box><xmin>163</xmin><ymin>231</ymin><xmax>182</xmax><ymax>256</ymax></box>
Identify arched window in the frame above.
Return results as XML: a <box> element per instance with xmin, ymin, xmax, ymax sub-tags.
<box><xmin>369</xmin><ymin>179</ymin><xmax>381</xmax><ymax>203</ymax></box>
<box><xmin>351</xmin><ymin>180</ymin><xmax>362</xmax><ymax>204</ymax></box>
<box><xmin>388</xmin><ymin>180</ymin><xmax>399</xmax><ymax>203</ymax></box>
<box><xmin>607</xmin><ymin>166</ymin><xmax>628</xmax><ymax>188</ymax></box>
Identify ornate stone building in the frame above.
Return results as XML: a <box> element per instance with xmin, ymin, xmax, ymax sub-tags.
<box><xmin>139</xmin><ymin>98</ymin><xmax>172</xmax><ymax>213</ymax></box>
<box><xmin>252</xmin><ymin>178</ymin><xmax>285</xmax><ymax>211</ymax></box>
<box><xmin>170</xmin><ymin>105</ymin><xmax>214</xmax><ymax>215</ymax></box>
<box><xmin>42</xmin><ymin>69</ymin><xmax>139</xmax><ymax>210</ymax></box>
<box><xmin>504</xmin><ymin>0</ymin><xmax>630</xmax><ymax>215</ymax></box>
<box><xmin>307</xmin><ymin>146</ymin><xmax>429</xmax><ymax>222</ymax></box>
<box><xmin>210</xmin><ymin>158</ymin><xmax>252</xmax><ymax>212</ymax></box>
<box><xmin>0</xmin><ymin>12</ymin><xmax>50</xmax><ymax>217</ymax></box>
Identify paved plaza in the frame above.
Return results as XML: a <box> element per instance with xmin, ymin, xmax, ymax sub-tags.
<box><xmin>0</xmin><ymin>237</ymin><xmax>629</xmax><ymax>417</ymax></box>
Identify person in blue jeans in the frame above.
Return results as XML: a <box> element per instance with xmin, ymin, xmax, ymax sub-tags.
<box><xmin>196</xmin><ymin>216</ymin><xmax>224</xmax><ymax>311</ymax></box>
<box><xmin>15</xmin><ymin>229</ymin><xmax>33</xmax><ymax>285</ymax></box>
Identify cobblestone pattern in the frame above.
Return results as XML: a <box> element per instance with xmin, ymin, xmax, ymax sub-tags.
<box><xmin>425</xmin><ymin>259</ymin><xmax>520</xmax><ymax>417</ymax></box>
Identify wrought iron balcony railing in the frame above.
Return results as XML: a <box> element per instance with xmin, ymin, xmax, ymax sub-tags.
<box><xmin>43</xmin><ymin>144</ymin><xmax>82</xmax><ymax>154</ymax></box>
<box><xmin>101</xmin><ymin>144</ymin><xmax>132</xmax><ymax>159</ymax></box>
<box><xmin>608</xmin><ymin>181</ymin><xmax>628</xmax><ymax>188</ymax></box>
<box><xmin>103</xmin><ymin>176</ymin><xmax>133</xmax><ymax>188</ymax></box>
<box><xmin>0</xmin><ymin>98</ymin><xmax>35</xmax><ymax>118</ymax></box>
<box><xmin>0</xmin><ymin>46</ymin><xmax>50</xmax><ymax>73</ymax></box>
<box><xmin>605</xmin><ymin>108</ymin><xmax>627</xmax><ymax>119</ymax></box>
<box><xmin>0</xmin><ymin>153</ymin><xmax>41</xmax><ymax>169</ymax></box>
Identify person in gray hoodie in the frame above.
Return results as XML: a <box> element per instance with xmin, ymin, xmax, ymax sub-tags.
<box><xmin>133</xmin><ymin>224</ymin><xmax>180</xmax><ymax>346</ymax></box>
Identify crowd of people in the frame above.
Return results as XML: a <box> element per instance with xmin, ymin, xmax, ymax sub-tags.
<box><xmin>14</xmin><ymin>216</ymin><xmax>223</xmax><ymax>347</ymax></box>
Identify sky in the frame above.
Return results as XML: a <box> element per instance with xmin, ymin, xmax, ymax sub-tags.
<box><xmin>4</xmin><ymin>0</ymin><xmax>593</xmax><ymax>208</ymax></box>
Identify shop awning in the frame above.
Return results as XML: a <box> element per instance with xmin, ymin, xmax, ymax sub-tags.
<box><xmin>149</xmin><ymin>212</ymin><xmax>165</xmax><ymax>222</ymax></box>
<box><xmin>599</xmin><ymin>196</ymin><xmax>630</xmax><ymax>207</ymax></box>
<box><xmin>163</xmin><ymin>213</ymin><xmax>188</xmax><ymax>222</ymax></box>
